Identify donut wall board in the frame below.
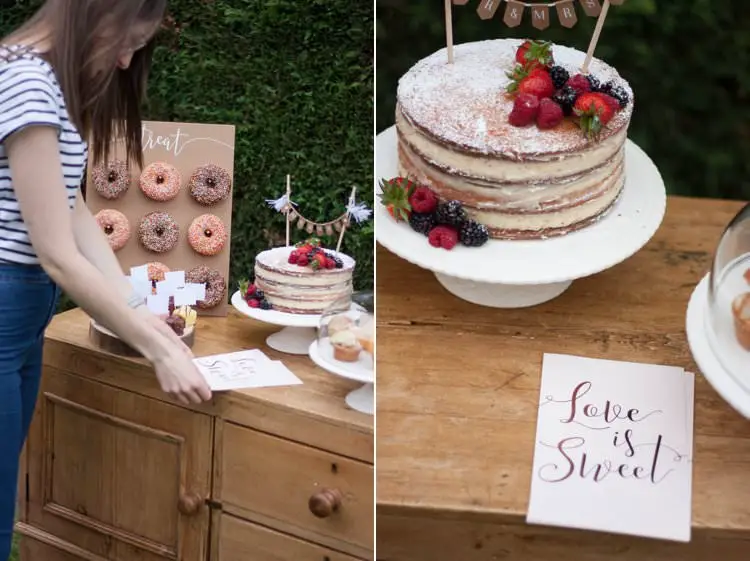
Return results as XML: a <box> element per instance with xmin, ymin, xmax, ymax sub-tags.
<box><xmin>86</xmin><ymin>121</ymin><xmax>236</xmax><ymax>317</ymax></box>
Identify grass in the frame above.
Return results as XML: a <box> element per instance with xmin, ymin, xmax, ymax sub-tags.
<box><xmin>9</xmin><ymin>534</ymin><xmax>18</xmax><ymax>560</ymax></box>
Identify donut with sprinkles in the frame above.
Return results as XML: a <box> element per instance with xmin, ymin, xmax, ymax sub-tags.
<box><xmin>188</xmin><ymin>214</ymin><xmax>227</xmax><ymax>256</ymax></box>
<box><xmin>138</xmin><ymin>211</ymin><xmax>179</xmax><ymax>253</ymax></box>
<box><xmin>186</xmin><ymin>265</ymin><xmax>226</xmax><ymax>309</ymax></box>
<box><xmin>92</xmin><ymin>160</ymin><xmax>131</xmax><ymax>200</ymax></box>
<box><xmin>139</xmin><ymin>162</ymin><xmax>182</xmax><ymax>202</ymax></box>
<box><xmin>188</xmin><ymin>164</ymin><xmax>231</xmax><ymax>206</ymax></box>
<box><xmin>147</xmin><ymin>262</ymin><xmax>170</xmax><ymax>283</ymax></box>
<box><xmin>95</xmin><ymin>209</ymin><xmax>131</xmax><ymax>251</ymax></box>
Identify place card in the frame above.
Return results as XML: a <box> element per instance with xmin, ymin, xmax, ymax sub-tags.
<box><xmin>146</xmin><ymin>293</ymin><xmax>170</xmax><ymax>315</ymax></box>
<box><xmin>193</xmin><ymin>349</ymin><xmax>303</xmax><ymax>392</ymax></box>
<box><xmin>173</xmin><ymin>286</ymin><xmax>197</xmax><ymax>306</ymax></box>
<box><xmin>164</xmin><ymin>270</ymin><xmax>185</xmax><ymax>288</ymax></box>
<box><xmin>527</xmin><ymin>353</ymin><xmax>694</xmax><ymax>542</ymax></box>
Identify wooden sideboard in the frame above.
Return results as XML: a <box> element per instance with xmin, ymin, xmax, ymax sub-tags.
<box><xmin>376</xmin><ymin>196</ymin><xmax>750</xmax><ymax>561</ymax></box>
<box><xmin>15</xmin><ymin>308</ymin><xmax>373</xmax><ymax>561</ymax></box>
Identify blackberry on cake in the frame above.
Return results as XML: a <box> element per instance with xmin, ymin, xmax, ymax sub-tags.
<box><xmin>551</xmin><ymin>85</ymin><xmax>579</xmax><ymax>116</ymax></box>
<box><xmin>435</xmin><ymin>201</ymin><xmax>467</xmax><ymax>228</ymax></box>
<box><xmin>599</xmin><ymin>81</ymin><xmax>630</xmax><ymax>108</ymax></box>
<box><xmin>549</xmin><ymin>65</ymin><xmax>569</xmax><ymax>89</ymax></box>
<box><xmin>409</xmin><ymin>212</ymin><xmax>437</xmax><ymax>235</ymax></box>
<box><xmin>585</xmin><ymin>74</ymin><xmax>601</xmax><ymax>92</ymax></box>
<box><xmin>459</xmin><ymin>221</ymin><xmax>489</xmax><ymax>247</ymax></box>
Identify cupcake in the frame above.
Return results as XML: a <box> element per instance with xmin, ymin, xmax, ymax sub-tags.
<box><xmin>327</xmin><ymin>314</ymin><xmax>353</xmax><ymax>337</ymax></box>
<box><xmin>354</xmin><ymin>317</ymin><xmax>374</xmax><ymax>355</ymax></box>
<box><xmin>330</xmin><ymin>329</ymin><xmax>361</xmax><ymax>362</ymax></box>
<box><xmin>732</xmin><ymin>293</ymin><xmax>750</xmax><ymax>350</ymax></box>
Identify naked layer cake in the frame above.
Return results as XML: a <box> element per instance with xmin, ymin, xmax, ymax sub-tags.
<box><xmin>396</xmin><ymin>39</ymin><xmax>634</xmax><ymax>240</ymax></box>
<box><xmin>253</xmin><ymin>242</ymin><xmax>355</xmax><ymax>314</ymax></box>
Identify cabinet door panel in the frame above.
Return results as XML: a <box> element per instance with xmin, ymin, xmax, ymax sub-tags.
<box><xmin>24</xmin><ymin>366</ymin><xmax>213</xmax><ymax>561</ymax></box>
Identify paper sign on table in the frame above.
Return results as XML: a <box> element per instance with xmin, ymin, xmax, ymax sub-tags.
<box><xmin>527</xmin><ymin>353</ymin><xmax>694</xmax><ymax>542</ymax></box>
<box><xmin>194</xmin><ymin>349</ymin><xmax>303</xmax><ymax>392</ymax></box>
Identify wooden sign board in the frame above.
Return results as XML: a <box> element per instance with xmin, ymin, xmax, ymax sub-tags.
<box><xmin>86</xmin><ymin>121</ymin><xmax>236</xmax><ymax>317</ymax></box>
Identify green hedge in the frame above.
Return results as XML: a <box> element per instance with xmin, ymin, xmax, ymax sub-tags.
<box><xmin>377</xmin><ymin>0</ymin><xmax>748</xmax><ymax>201</ymax></box>
<box><xmin>0</xmin><ymin>0</ymin><xmax>374</xmax><ymax>310</ymax></box>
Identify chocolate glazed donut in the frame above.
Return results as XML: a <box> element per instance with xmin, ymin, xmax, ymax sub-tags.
<box><xmin>189</xmin><ymin>164</ymin><xmax>231</xmax><ymax>206</ymax></box>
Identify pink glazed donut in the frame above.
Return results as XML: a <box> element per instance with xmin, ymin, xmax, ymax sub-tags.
<box><xmin>188</xmin><ymin>214</ymin><xmax>227</xmax><ymax>256</ymax></box>
<box><xmin>95</xmin><ymin>209</ymin><xmax>131</xmax><ymax>251</ymax></box>
<box><xmin>139</xmin><ymin>162</ymin><xmax>182</xmax><ymax>202</ymax></box>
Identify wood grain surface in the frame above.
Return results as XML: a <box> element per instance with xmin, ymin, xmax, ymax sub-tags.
<box><xmin>43</xmin><ymin>307</ymin><xmax>373</xmax><ymax>463</ymax></box>
<box><xmin>375</xmin><ymin>196</ymin><xmax>750</xmax><ymax>560</ymax></box>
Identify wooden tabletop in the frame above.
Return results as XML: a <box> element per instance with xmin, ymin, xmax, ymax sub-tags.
<box><xmin>43</xmin><ymin>307</ymin><xmax>373</xmax><ymax>462</ymax></box>
<box><xmin>376</xmin><ymin>196</ymin><xmax>750</xmax><ymax>532</ymax></box>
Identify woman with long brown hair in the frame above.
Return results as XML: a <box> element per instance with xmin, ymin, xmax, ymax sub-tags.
<box><xmin>0</xmin><ymin>1</ymin><xmax>211</xmax><ymax>556</ymax></box>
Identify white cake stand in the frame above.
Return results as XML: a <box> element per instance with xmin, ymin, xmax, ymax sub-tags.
<box><xmin>375</xmin><ymin>126</ymin><xmax>667</xmax><ymax>308</ymax></box>
<box><xmin>308</xmin><ymin>339</ymin><xmax>373</xmax><ymax>415</ymax></box>
<box><xmin>686</xmin><ymin>273</ymin><xmax>750</xmax><ymax>419</ymax></box>
<box><xmin>231</xmin><ymin>291</ymin><xmax>320</xmax><ymax>355</ymax></box>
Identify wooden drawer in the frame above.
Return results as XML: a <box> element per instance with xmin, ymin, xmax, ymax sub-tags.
<box><xmin>220</xmin><ymin>423</ymin><xmax>373</xmax><ymax>555</ymax></box>
<box><xmin>218</xmin><ymin>514</ymin><xmax>361</xmax><ymax>561</ymax></box>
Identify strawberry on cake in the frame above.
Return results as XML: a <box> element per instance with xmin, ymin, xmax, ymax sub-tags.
<box><xmin>246</xmin><ymin>238</ymin><xmax>355</xmax><ymax>314</ymax></box>
<box><xmin>395</xmin><ymin>38</ymin><xmax>634</xmax><ymax>240</ymax></box>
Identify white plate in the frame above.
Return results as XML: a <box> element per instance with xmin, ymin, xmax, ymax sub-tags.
<box><xmin>686</xmin><ymin>274</ymin><xmax>750</xmax><ymax>419</ymax></box>
<box><xmin>309</xmin><ymin>339</ymin><xmax>373</xmax><ymax>415</ymax></box>
<box><xmin>375</xmin><ymin>126</ymin><xmax>666</xmax><ymax>293</ymax></box>
<box><xmin>231</xmin><ymin>290</ymin><xmax>321</xmax><ymax>328</ymax></box>
<box><xmin>308</xmin><ymin>338</ymin><xmax>373</xmax><ymax>384</ymax></box>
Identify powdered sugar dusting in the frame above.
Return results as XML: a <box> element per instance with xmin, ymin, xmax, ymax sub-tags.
<box><xmin>397</xmin><ymin>39</ymin><xmax>634</xmax><ymax>158</ymax></box>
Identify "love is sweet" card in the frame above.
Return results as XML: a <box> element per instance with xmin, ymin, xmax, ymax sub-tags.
<box><xmin>527</xmin><ymin>353</ymin><xmax>695</xmax><ymax>542</ymax></box>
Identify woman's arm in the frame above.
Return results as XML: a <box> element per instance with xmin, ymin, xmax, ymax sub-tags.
<box><xmin>72</xmin><ymin>190</ymin><xmax>133</xmax><ymax>300</ymax></box>
<box><xmin>7</xmin><ymin>126</ymin><xmax>161</xmax><ymax>357</ymax></box>
<box><xmin>6</xmin><ymin>126</ymin><xmax>210</xmax><ymax>403</ymax></box>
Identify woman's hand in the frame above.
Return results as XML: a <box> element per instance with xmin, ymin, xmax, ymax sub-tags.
<box><xmin>135</xmin><ymin>306</ymin><xmax>211</xmax><ymax>404</ymax></box>
<box><xmin>152</xmin><ymin>345</ymin><xmax>212</xmax><ymax>405</ymax></box>
<box><xmin>135</xmin><ymin>305</ymin><xmax>193</xmax><ymax>356</ymax></box>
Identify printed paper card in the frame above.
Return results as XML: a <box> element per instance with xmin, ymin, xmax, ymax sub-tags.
<box><xmin>193</xmin><ymin>349</ymin><xmax>303</xmax><ymax>392</ymax></box>
<box><xmin>527</xmin><ymin>353</ymin><xmax>695</xmax><ymax>542</ymax></box>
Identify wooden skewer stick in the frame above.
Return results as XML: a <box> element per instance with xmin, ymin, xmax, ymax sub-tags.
<box><xmin>285</xmin><ymin>174</ymin><xmax>291</xmax><ymax>247</ymax></box>
<box><xmin>445</xmin><ymin>0</ymin><xmax>454</xmax><ymax>64</ymax></box>
<box><xmin>336</xmin><ymin>186</ymin><xmax>357</xmax><ymax>253</ymax></box>
<box><xmin>581</xmin><ymin>0</ymin><xmax>610</xmax><ymax>74</ymax></box>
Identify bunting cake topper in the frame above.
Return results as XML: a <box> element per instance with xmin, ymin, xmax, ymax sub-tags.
<box><xmin>266</xmin><ymin>175</ymin><xmax>372</xmax><ymax>252</ymax></box>
<box><xmin>445</xmin><ymin>0</ymin><xmax>626</xmax><ymax>72</ymax></box>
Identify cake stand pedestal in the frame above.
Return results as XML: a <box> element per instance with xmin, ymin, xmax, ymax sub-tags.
<box><xmin>308</xmin><ymin>339</ymin><xmax>374</xmax><ymax>415</ymax></box>
<box><xmin>231</xmin><ymin>291</ymin><xmax>319</xmax><ymax>355</ymax></box>
<box><xmin>686</xmin><ymin>274</ymin><xmax>750</xmax><ymax>419</ymax></box>
<box><xmin>375</xmin><ymin>126</ymin><xmax>667</xmax><ymax>309</ymax></box>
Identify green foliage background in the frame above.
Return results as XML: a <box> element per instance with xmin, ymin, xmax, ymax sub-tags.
<box><xmin>378</xmin><ymin>0</ymin><xmax>750</xmax><ymax>200</ymax></box>
<box><xmin>0</xmin><ymin>0</ymin><xmax>374</xmax><ymax>313</ymax></box>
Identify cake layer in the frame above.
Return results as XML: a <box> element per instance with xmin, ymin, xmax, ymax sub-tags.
<box><xmin>397</xmin><ymin>39</ymin><xmax>634</xmax><ymax>158</ymax></box>
<box><xmin>254</xmin><ymin>247</ymin><xmax>355</xmax><ymax>314</ymax></box>
<box><xmin>394</xmin><ymin>38</ymin><xmax>634</xmax><ymax>239</ymax></box>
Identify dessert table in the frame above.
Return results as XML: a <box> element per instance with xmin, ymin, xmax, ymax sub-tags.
<box><xmin>376</xmin><ymin>196</ymin><xmax>750</xmax><ymax>560</ymax></box>
<box><xmin>16</xmin><ymin>308</ymin><xmax>373</xmax><ymax>561</ymax></box>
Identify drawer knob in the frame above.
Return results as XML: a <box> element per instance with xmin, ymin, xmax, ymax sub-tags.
<box><xmin>308</xmin><ymin>488</ymin><xmax>342</xmax><ymax>518</ymax></box>
<box><xmin>178</xmin><ymin>492</ymin><xmax>203</xmax><ymax>516</ymax></box>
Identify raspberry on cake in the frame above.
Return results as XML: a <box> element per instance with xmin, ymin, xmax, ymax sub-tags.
<box><xmin>396</xmin><ymin>39</ymin><xmax>634</xmax><ymax>240</ymax></box>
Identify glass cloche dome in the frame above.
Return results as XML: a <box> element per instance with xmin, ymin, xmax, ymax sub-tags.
<box><xmin>318</xmin><ymin>294</ymin><xmax>374</xmax><ymax>371</ymax></box>
<box><xmin>707</xmin><ymin>202</ymin><xmax>750</xmax><ymax>392</ymax></box>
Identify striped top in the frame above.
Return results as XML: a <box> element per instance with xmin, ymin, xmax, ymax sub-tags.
<box><xmin>0</xmin><ymin>46</ymin><xmax>87</xmax><ymax>265</ymax></box>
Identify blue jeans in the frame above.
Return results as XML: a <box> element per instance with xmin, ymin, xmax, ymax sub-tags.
<box><xmin>0</xmin><ymin>264</ymin><xmax>59</xmax><ymax>560</ymax></box>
